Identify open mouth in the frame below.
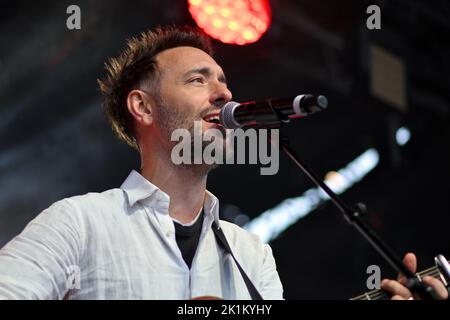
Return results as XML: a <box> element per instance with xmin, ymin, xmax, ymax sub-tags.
<box><xmin>203</xmin><ymin>113</ymin><xmax>221</xmax><ymax>125</ymax></box>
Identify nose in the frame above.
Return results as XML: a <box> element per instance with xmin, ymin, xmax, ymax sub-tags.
<box><xmin>210</xmin><ymin>82</ymin><xmax>232</xmax><ymax>108</ymax></box>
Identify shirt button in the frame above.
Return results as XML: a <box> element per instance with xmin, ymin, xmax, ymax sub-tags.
<box><xmin>166</xmin><ymin>230</ymin><xmax>172</xmax><ymax>237</ymax></box>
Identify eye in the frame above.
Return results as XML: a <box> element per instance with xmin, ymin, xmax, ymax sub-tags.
<box><xmin>189</xmin><ymin>77</ymin><xmax>205</xmax><ymax>84</ymax></box>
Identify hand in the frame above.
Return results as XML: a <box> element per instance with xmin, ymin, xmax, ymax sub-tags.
<box><xmin>380</xmin><ymin>252</ymin><xmax>448</xmax><ymax>300</ymax></box>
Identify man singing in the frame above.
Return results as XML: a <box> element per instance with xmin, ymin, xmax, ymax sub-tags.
<box><xmin>0</xmin><ymin>25</ymin><xmax>282</xmax><ymax>299</ymax></box>
<box><xmin>0</xmin><ymin>25</ymin><xmax>446</xmax><ymax>300</ymax></box>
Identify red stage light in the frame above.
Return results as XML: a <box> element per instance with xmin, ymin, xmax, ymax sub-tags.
<box><xmin>188</xmin><ymin>0</ymin><xmax>272</xmax><ymax>45</ymax></box>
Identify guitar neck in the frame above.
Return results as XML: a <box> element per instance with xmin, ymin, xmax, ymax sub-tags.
<box><xmin>351</xmin><ymin>261</ymin><xmax>449</xmax><ymax>300</ymax></box>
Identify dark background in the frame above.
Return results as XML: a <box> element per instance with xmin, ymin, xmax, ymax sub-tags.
<box><xmin>0</xmin><ymin>0</ymin><xmax>449</xmax><ymax>299</ymax></box>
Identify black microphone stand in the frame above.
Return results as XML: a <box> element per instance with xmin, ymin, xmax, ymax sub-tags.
<box><xmin>267</xmin><ymin>99</ymin><xmax>438</xmax><ymax>300</ymax></box>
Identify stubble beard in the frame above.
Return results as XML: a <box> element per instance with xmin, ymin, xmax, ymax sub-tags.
<box><xmin>155</xmin><ymin>95</ymin><xmax>225</xmax><ymax>177</ymax></box>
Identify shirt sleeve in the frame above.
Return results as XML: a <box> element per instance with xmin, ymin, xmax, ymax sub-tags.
<box><xmin>0</xmin><ymin>198</ymin><xmax>85</xmax><ymax>299</ymax></box>
<box><xmin>259</xmin><ymin>243</ymin><xmax>284</xmax><ymax>300</ymax></box>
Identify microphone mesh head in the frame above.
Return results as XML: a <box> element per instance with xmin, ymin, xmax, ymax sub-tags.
<box><xmin>219</xmin><ymin>101</ymin><xmax>241</xmax><ymax>129</ymax></box>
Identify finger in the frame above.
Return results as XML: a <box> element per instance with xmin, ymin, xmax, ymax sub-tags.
<box><xmin>381</xmin><ymin>279</ymin><xmax>413</xmax><ymax>299</ymax></box>
<box><xmin>423</xmin><ymin>276</ymin><xmax>449</xmax><ymax>300</ymax></box>
<box><xmin>398</xmin><ymin>253</ymin><xmax>417</xmax><ymax>285</ymax></box>
<box><xmin>391</xmin><ymin>295</ymin><xmax>406</xmax><ymax>300</ymax></box>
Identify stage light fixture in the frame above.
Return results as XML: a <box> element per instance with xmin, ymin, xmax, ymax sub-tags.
<box><xmin>188</xmin><ymin>0</ymin><xmax>271</xmax><ymax>45</ymax></box>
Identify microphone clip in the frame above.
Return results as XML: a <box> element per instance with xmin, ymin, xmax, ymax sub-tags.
<box><xmin>266</xmin><ymin>100</ymin><xmax>291</xmax><ymax>126</ymax></box>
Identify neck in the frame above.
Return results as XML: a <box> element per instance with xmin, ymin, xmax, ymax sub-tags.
<box><xmin>140</xmin><ymin>142</ymin><xmax>208</xmax><ymax>225</ymax></box>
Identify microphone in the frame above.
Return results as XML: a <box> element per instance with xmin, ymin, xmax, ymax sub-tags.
<box><xmin>219</xmin><ymin>94</ymin><xmax>328</xmax><ymax>129</ymax></box>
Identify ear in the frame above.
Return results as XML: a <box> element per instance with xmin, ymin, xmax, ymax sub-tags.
<box><xmin>126</xmin><ymin>90</ymin><xmax>154</xmax><ymax>126</ymax></box>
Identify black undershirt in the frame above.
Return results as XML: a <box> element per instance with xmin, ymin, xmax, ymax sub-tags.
<box><xmin>173</xmin><ymin>210</ymin><xmax>204</xmax><ymax>269</ymax></box>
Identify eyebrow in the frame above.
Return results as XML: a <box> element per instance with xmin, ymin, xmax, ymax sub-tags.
<box><xmin>183</xmin><ymin>67</ymin><xmax>227</xmax><ymax>85</ymax></box>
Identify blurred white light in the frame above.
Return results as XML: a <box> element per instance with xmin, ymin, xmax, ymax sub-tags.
<box><xmin>244</xmin><ymin>149</ymin><xmax>380</xmax><ymax>243</ymax></box>
<box><xmin>396</xmin><ymin>127</ymin><xmax>411</xmax><ymax>146</ymax></box>
<box><xmin>244</xmin><ymin>125</ymin><xmax>412</xmax><ymax>243</ymax></box>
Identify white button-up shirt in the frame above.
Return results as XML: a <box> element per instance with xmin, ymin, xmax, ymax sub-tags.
<box><xmin>0</xmin><ymin>170</ymin><xmax>283</xmax><ymax>299</ymax></box>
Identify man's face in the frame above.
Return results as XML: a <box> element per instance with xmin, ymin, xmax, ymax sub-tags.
<box><xmin>150</xmin><ymin>46</ymin><xmax>233</xmax><ymax>167</ymax></box>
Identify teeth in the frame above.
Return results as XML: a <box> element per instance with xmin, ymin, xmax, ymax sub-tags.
<box><xmin>204</xmin><ymin>114</ymin><xmax>220</xmax><ymax>123</ymax></box>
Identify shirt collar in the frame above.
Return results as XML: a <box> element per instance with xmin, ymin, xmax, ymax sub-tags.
<box><xmin>120</xmin><ymin>170</ymin><xmax>162</xmax><ymax>207</ymax></box>
<box><xmin>204</xmin><ymin>189</ymin><xmax>220</xmax><ymax>226</ymax></box>
<box><xmin>120</xmin><ymin>170</ymin><xmax>220</xmax><ymax>225</ymax></box>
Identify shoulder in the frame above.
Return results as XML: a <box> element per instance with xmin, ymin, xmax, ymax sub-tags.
<box><xmin>37</xmin><ymin>188</ymin><xmax>127</xmax><ymax>224</ymax></box>
<box><xmin>218</xmin><ymin>219</ymin><xmax>268</xmax><ymax>254</ymax></box>
<box><xmin>64</xmin><ymin>187</ymin><xmax>126</xmax><ymax>213</ymax></box>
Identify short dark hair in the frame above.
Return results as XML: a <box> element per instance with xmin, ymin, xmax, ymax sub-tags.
<box><xmin>98</xmin><ymin>25</ymin><xmax>213</xmax><ymax>150</ymax></box>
